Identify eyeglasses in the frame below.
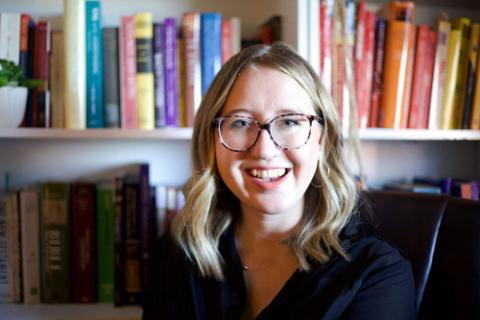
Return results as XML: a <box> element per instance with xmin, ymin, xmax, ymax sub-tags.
<box><xmin>213</xmin><ymin>113</ymin><xmax>324</xmax><ymax>152</ymax></box>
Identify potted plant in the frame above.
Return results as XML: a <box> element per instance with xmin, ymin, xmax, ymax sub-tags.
<box><xmin>0</xmin><ymin>59</ymin><xmax>42</xmax><ymax>128</ymax></box>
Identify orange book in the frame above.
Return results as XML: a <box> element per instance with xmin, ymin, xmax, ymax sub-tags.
<box><xmin>378</xmin><ymin>1</ymin><xmax>415</xmax><ymax>128</ymax></box>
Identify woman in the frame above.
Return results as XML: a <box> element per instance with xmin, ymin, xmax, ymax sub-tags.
<box><xmin>143</xmin><ymin>43</ymin><xmax>415</xmax><ymax>319</ymax></box>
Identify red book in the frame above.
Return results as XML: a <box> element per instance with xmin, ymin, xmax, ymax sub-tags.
<box><xmin>182</xmin><ymin>12</ymin><xmax>201</xmax><ymax>127</ymax></box>
<box><xmin>72</xmin><ymin>182</ymin><xmax>97</xmax><ymax>303</ymax></box>
<box><xmin>357</xmin><ymin>11</ymin><xmax>375</xmax><ymax>128</ymax></box>
<box><xmin>221</xmin><ymin>19</ymin><xmax>232</xmax><ymax>65</ymax></box>
<box><xmin>408</xmin><ymin>26</ymin><xmax>437</xmax><ymax>128</ymax></box>
<box><xmin>31</xmin><ymin>21</ymin><xmax>51</xmax><ymax>128</ymax></box>
<box><xmin>319</xmin><ymin>0</ymin><xmax>333</xmax><ymax>95</ymax></box>
<box><xmin>119</xmin><ymin>16</ymin><xmax>138</xmax><ymax>129</ymax></box>
<box><xmin>19</xmin><ymin>14</ymin><xmax>31</xmax><ymax>128</ymax></box>
<box><xmin>369</xmin><ymin>18</ymin><xmax>386</xmax><ymax>127</ymax></box>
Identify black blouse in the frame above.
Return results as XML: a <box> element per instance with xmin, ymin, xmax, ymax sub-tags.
<box><xmin>142</xmin><ymin>219</ymin><xmax>416</xmax><ymax>320</ymax></box>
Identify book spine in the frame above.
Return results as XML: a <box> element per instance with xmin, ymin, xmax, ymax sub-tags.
<box><xmin>119</xmin><ymin>16</ymin><xmax>138</xmax><ymax>129</ymax></box>
<box><xmin>0</xmin><ymin>13</ymin><xmax>21</xmax><ymax>64</ymax></box>
<box><xmin>139</xmin><ymin>164</ymin><xmax>151</xmax><ymax>303</ymax></box>
<box><xmin>369</xmin><ymin>18</ymin><xmax>386</xmax><ymax>127</ymax></box>
<box><xmin>102</xmin><ymin>27</ymin><xmax>121</xmax><ymax>128</ymax></box>
<box><xmin>379</xmin><ymin>2</ymin><xmax>415</xmax><ymax>128</ymax></box>
<box><xmin>20</xmin><ymin>190</ymin><xmax>41</xmax><ymax>304</ymax></box>
<box><xmin>72</xmin><ymin>183</ymin><xmax>96</xmax><ymax>303</ymax></box>
<box><xmin>153</xmin><ymin>23</ymin><xmax>166</xmax><ymax>128</ymax></box>
<box><xmin>64</xmin><ymin>0</ymin><xmax>86</xmax><ymax>129</ymax></box>
<box><xmin>50</xmin><ymin>31</ymin><xmax>65</xmax><ymax>128</ymax></box>
<box><xmin>452</xmin><ymin>18</ymin><xmax>471</xmax><ymax>128</ymax></box>
<box><xmin>96</xmin><ymin>184</ymin><xmax>114</xmax><ymax>302</ymax></box>
<box><xmin>135</xmin><ymin>12</ymin><xmax>155</xmax><ymax>130</ymax></box>
<box><xmin>408</xmin><ymin>25</ymin><xmax>430</xmax><ymax>129</ymax></box>
<box><xmin>221</xmin><ymin>19</ymin><xmax>232</xmax><ymax>64</ymax></box>
<box><xmin>200</xmin><ymin>13</ymin><xmax>222</xmax><ymax>96</ymax></box>
<box><xmin>332</xmin><ymin>1</ymin><xmax>346</xmax><ymax>127</ymax></box>
<box><xmin>32</xmin><ymin>21</ymin><xmax>51</xmax><ymax>128</ymax></box>
<box><xmin>6</xmin><ymin>192</ymin><xmax>21</xmax><ymax>302</ymax></box>
<box><xmin>19</xmin><ymin>14</ymin><xmax>31</xmax><ymax>75</ymax></box>
<box><xmin>178</xmin><ymin>37</ymin><xmax>185</xmax><ymax>127</ymax></box>
<box><xmin>23</xmin><ymin>19</ymin><xmax>36</xmax><ymax>127</ymax></box>
<box><xmin>462</xmin><ymin>23</ymin><xmax>479</xmax><ymax>129</ymax></box>
<box><xmin>230</xmin><ymin>17</ymin><xmax>241</xmax><ymax>56</ymax></box>
<box><xmin>441</xmin><ymin>30</ymin><xmax>462</xmax><ymax>129</ymax></box>
<box><xmin>471</xmin><ymin>32</ymin><xmax>480</xmax><ymax>129</ymax></box>
<box><xmin>428</xmin><ymin>20</ymin><xmax>451</xmax><ymax>129</ymax></box>
<box><xmin>86</xmin><ymin>0</ymin><xmax>105</xmax><ymax>128</ymax></box>
<box><xmin>319</xmin><ymin>0</ymin><xmax>333</xmax><ymax>95</ymax></box>
<box><xmin>182</xmin><ymin>12</ymin><xmax>201</xmax><ymax>127</ymax></box>
<box><xmin>0</xmin><ymin>197</ymin><xmax>7</xmax><ymax>302</ymax></box>
<box><xmin>123</xmin><ymin>182</ymin><xmax>141</xmax><ymax>305</ymax></box>
<box><xmin>41</xmin><ymin>183</ymin><xmax>71</xmax><ymax>303</ymax></box>
<box><xmin>113</xmin><ymin>177</ymin><xmax>125</xmax><ymax>306</ymax></box>
<box><xmin>163</xmin><ymin>17</ymin><xmax>179</xmax><ymax>127</ymax></box>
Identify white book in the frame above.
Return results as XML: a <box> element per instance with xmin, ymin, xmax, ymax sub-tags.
<box><xmin>6</xmin><ymin>192</ymin><xmax>21</xmax><ymax>303</ymax></box>
<box><xmin>230</xmin><ymin>17</ymin><xmax>241</xmax><ymax>56</ymax></box>
<box><xmin>0</xmin><ymin>13</ymin><xmax>21</xmax><ymax>65</ymax></box>
<box><xmin>308</xmin><ymin>0</ymin><xmax>320</xmax><ymax>75</ymax></box>
<box><xmin>20</xmin><ymin>190</ymin><xmax>41</xmax><ymax>304</ymax></box>
<box><xmin>64</xmin><ymin>0</ymin><xmax>86</xmax><ymax>129</ymax></box>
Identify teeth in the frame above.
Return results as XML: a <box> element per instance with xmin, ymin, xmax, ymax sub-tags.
<box><xmin>249</xmin><ymin>168</ymin><xmax>287</xmax><ymax>179</ymax></box>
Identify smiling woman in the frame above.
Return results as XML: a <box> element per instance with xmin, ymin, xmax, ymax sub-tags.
<box><xmin>142</xmin><ymin>43</ymin><xmax>416</xmax><ymax>320</ymax></box>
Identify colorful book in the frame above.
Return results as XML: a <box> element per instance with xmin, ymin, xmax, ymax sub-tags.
<box><xmin>182</xmin><ymin>12</ymin><xmax>201</xmax><ymax>127</ymax></box>
<box><xmin>200</xmin><ymin>13</ymin><xmax>222</xmax><ymax>95</ymax></box>
<box><xmin>369</xmin><ymin>17</ymin><xmax>386</xmax><ymax>127</ymax></box>
<box><xmin>97</xmin><ymin>183</ymin><xmax>114</xmax><ymax>302</ymax></box>
<box><xmin>119</xmin><ymin>16</ymin><xmax>138</xmax><ymax>129</ymax></box>
<box><xmin>64</xmin><ymin>0</ymin><xmax>86</xmax><ymax>129</ymax></box>
<box><xmin>41</xmin><ymin>183</ymin><xmax>71</xmax><ymax>303</ymax></box>
<box><xmin>71</xmin><ymin>182</ymin><xmax>96</xmax><ymax>303</ymax></box>
<box><xmin>103</xmin><ymin>27</ymin><xmax>121</xmax><ymax>128</ymax></box>
<box><xmin>50</xmin><ymin>31</ymin><xmax>65</xmax><ymax>128</ymax></box>
<box><xmin>408</xmin><ymin>26</ymin><xmax>436</xmax><ymax>129</ymax></box>
<box><xmin>86</xmin><ymin>0</ymin><xmax>104</xmax><ymax>128</ymax></box>
<box><xmin>134</xmin><ymin>12</ymin><xmax>155</xmax><ymax>130</ymax></box>
<box><xmin>428</xmin><ymin>19</ymin><xmax>451</xmax><ymax>130</ymax></box>
<box><xmin>19</xmin><ymin>190</ymin><xmax>41</xmax><ymax>304</ymax></box>
<box><xmin>153</xmin><ymin>23</ymin><xmax>166</xmax><ymax>128</ymax></box>
<box><xmin>441</xmin><ymin>29</ymin><xmax>462</xmax><ymax>129</ymax></box>
<box><xmin>163</xmin><ymin>17</ymin><xmax>179</xmax><ymax>127</ymax></box>
<box><xmin>19</xmin><ymin>14</ymin><xmax>31</xmax><ymax>76</ymax></box>
<box><xmin>378</xmin><ymin>1</ymin><xmax>415</xmax><ymax>128</ymax></box>
<box><xmin>462</xmin><ymin>23</ymin><xmax>479</xmax><ymax>129</ymax></box>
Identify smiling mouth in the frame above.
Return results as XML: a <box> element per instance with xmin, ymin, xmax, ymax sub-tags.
<box><xmin>246</xmin><ymin>168</ymin><xmax>290</xmax><ymax>181</ymax></box>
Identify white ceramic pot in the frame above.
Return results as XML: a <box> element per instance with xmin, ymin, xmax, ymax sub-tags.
<box><xmin>0</xmin><ymin>87</ymin><xmax>28</xmax><ymax>128</ymax></box>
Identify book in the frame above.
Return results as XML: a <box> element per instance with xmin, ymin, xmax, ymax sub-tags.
<box><xmin>86</xmin><ymin>0</ymin><xmax>105</xmax><ymax>128</ymax></box>
<box><xmin>200</xmin><ymin>13</ymin><xmax>222</xmax><ymax>95</ymax></box>
<box><xmin>471</xmin><ymin>33</ymin><xmax>480</xmax><ymax>129</ymax></box>
<box><xmin>221</xmin><ymin>19</ymin><xmax>233</xmax><ymax>64</ymax></box>
<box><xmin>163</xmin><ymin>17</ymin><xmax>179</xmax><ymax>127</ymax></box>
<box><xmin>96</xmin><ymin>183</ymin><xmax>114</xmax><ymax>302</ymax></box>
<box><xmin>138</xmin><ymin>164</ymin><xmax>152</xmax><ymax>303</ymax></box>
<box><xmin>19</xmin><ymin>14</ymin><xmax>31</xmax><ymax>76</ymax></box>
<box><xmin>320</xmin><ymin>0</ymin><xmax>334</xmax><ymax>96</ymax></box>
<box><xmin>0</xmin><ymin>13</ymin><xmax>21</xmax><ymax>64</ymax></box>
<box><xmin>182</xmin><ymin>12</ymin><xmax>201</xmax><ymax>127</ymax></box>
<box><xmin>32</xmin><ymin>21</ymin><xmax>51</xmax><ymax>128</ymax></box>
<box><xmin>19</xmin><ymin>190</ymin><xmax>41</xmax><ymax>304</ymax></box>
<box><xmin>378</xmin><ymin>1</ymin><xmax>415</xmax><ymax>128</ymax></box>
<box><xmin>384</xmin><ymin>182</ymin><xmax>442</xmax><ymax>194</ymax></box>
<box><xmin>119</xmin><ymin>16</ymin><xmax>138</xmax><ymax>129</ymax></box>
<box><xmin>135</xmin><ymin>12</ymin><xmax>155</xmax><ymax>130</ymax></box>
<box><xmin>0</xmin><ymin>195</ymin><xmax>8</xmax><ymax>302</ymax></box>
<box><xmin>50</xmin><ymin>31</ymin><xmax>65</xmax><ymax>128</ymax></box>
<box><xmin>462</xmin><ymin>23</ymin><xmax>479</xmax><ymax>129</ymax></box>
<box><xmin>5</xmin><ymin>192</ymin><xmax>21</xmax><ymax>303</ymax></box>
<box><xmin>230</xmin><ymin>17</ymin><xmax>241</xmax><ymax>56</ymax></box>
<box><xmin>428</xmin><ymin>19</ymin><xmax>451</xmax><ymax>130</ymax></box>
<box><xmin>41</xmin><ymin>183</ymin><xmax>71</xmax><ymax>303</ymax></box>
<box><xmin>408</xmin><ymin>26</ymin><xmax>436</xmax><ymax>129</ymax></box>
<box><xmin>113</xmin><ymin>177</ymin><xmax>125</xmax><ymax>306</ymax></box>
<box><xmin>369</xmin><ymin>18</ymin><xmax>386</xmax><ymax>127</ymax></box>
<box><xmin>441</xmin><ymin>29</ymin><xmax>462</xmax><ymax>129</ymax></box>
<box><xmin>178</xmin><ymin>37</ymin><xmax>185</xmax><ymax>127</ymax></box>
<box><xmin>102</xmin><ymin>27</ymin><xmax>121</xmax><ymax>128</ymax></box>
<box><xmin>153</xmin><ymin>23</ymin><xmax>166</xmax><ymax>128</ymax></box>
<box><xmin>64</xmin><ymin>0</ymin><xmax>86</xmax><ymax>129</ymax></box>
<box><xmin>71</xmin><ymin>182</ymin><xmax>96</xmax><ymax>303</ymax></box>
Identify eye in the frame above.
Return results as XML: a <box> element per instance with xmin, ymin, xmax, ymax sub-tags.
<box><xmin>277</xmin><ymin>117</ymin><xmax>304</xmax><ymax>128</ymax></box>
<box><xmin>228</xmin><ymin>118</ymin><xmax>253</xmax><ymax>129</ymax></box>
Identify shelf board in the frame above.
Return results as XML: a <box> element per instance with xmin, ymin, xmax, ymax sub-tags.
<box><xmin>1</xmin><ymin>128</ymin><xmax>480</xmax><ymax>141</ymax></box>
<box><xmin>0</xmin><ymin>303</ymin><xmax>141</xmax><ymax>320</ymax></box>
<box><xmin>0</xmin><ymin>128</ymin><xmax>193</xmax><ymax>140</ymax></box>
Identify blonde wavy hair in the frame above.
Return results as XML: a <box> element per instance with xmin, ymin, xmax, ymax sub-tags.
<box><xmin>171</xmin><ymin>42</ymin><xmax>358</xmax><ymax>280</ymax></box>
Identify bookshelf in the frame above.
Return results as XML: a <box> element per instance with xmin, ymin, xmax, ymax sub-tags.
<box><xmin>0</xmin><ymin>0</ymin><xmax>480</xmax><ymax>318</ymax></box>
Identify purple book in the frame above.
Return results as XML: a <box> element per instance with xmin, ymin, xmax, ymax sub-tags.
<box><xmin>153</xmin><ymin>23</ymin><xmax>166</xmax><ymax>127</ymax></box>
<box><xmin>162</xmin><ymin>18</ymin><xmax>179</xmax><ymax>127</ymax></box>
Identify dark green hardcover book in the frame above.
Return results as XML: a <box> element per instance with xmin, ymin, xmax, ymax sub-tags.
<box><xmin>40</xmin><ymin>183</ymin><xmax>71</xmax><ymax>303</ymax></box>
<box><xmin>97</xmin><ymin>183</ymin><xmax>115</xmax><ymax>302</ymax></box>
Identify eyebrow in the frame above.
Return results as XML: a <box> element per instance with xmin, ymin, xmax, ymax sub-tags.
<box><xmin>224</xmin><ymin>108</ymin><xmax>305</xmax><ymax>117</ymax></box>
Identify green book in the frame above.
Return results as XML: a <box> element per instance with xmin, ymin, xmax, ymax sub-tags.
<box><xmin>41</xmin><ymin>183</ymin><xmax>71</xmax><ymax>303</ymax></box>
<box><xmin>96</xmin><ymin>183</ymin><xmax>115</xmax><ymax>302</ymax></box>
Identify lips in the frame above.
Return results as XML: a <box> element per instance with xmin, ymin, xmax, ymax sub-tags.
<box><xmin>244</xmin><ymin>167</ymin><xmax>291</xmax><ymax>190</ymax></box>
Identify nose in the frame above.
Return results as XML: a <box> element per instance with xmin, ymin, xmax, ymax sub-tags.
<box><xmin>248</xmin><ymin>128</ymin><xmax>281</xmax><ymax>159</ymax></box>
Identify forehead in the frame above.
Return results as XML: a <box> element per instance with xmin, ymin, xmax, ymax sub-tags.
<box><xmin>220</xmin><ymin>65</ymin><xmax>316</xmax><ymax>117</ymax></box>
